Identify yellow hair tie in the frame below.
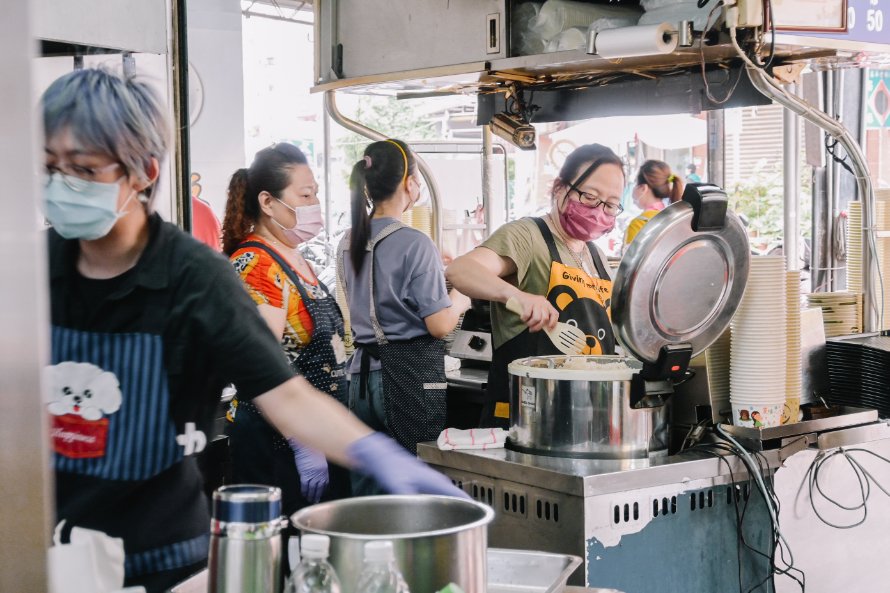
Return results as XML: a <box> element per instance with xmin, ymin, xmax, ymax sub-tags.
<box><xmin>385</xmin><ymin>139</ymin><xmax>409</xmax><ymax>185</ymax></box>
<box><xmin>668</xmin><ymin>174</ymin><xmax>677</xmax><ymax>183</ymax></box>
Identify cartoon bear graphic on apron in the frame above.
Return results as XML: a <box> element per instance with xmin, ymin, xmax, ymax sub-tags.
<box><xmin>483</xmin><ymin>217</ymin><xmax>616</xmax><ymax>428</ymax></box>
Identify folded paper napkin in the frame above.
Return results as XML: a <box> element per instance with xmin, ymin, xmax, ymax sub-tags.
<box><xmin>437</xmin><ymin>427</ymin><xmax>508</xmax><ymax>451</ymax></box>
<box><xmin>48</xmin><ymin>521</ymin><xmax>145</xmax><ymax>593</ymax></box>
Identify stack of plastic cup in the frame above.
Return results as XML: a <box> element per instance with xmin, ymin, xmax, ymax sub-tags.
<box><xmin>729</xmin><ymin>256</ymin><xmax>787</xmax><ymax>428</ymax></box>
<box><xmin>783</xmin><ymin>270</ymin><xmax>802</xmax><ymax>425</ymax></box>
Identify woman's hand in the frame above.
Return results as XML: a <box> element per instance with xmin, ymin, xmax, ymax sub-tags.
<box><xmin>449</xmin><ymin>287</ymin><xmax>471</xmax><ymax>315</ymax></box>
<box><xmin>288</xmin><ymin>439</ymin><xmax>329</xmax><ymax>503</ymax></box>
<box><xmin>348</xmin><ymin>433</ymin><xmax>469</xmax><ymax>498</ymax></box>
<box><xmin>508</xmin><ymin>292</ymin><xmax>558</xmax><ymax>333</ymax></box>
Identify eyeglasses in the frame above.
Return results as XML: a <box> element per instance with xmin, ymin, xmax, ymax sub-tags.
<box><xmin>43</xmin><ymin>162</ymin><xmax>122</xmax><ymax>192</ymax></box>
<box><xmin>568</xmin><ymin>183</ymin><xmax>624</xmax><ymax>216</ymax></box>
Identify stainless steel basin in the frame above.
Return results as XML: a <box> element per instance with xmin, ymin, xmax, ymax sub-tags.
<box><xmin>291</xmin><ymin>495</ymin><xmax>494</xmax><ymax>593</ymax></box>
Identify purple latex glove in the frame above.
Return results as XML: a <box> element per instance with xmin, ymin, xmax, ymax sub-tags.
<box><xmin>348</xmin><ymin>433</ymin><xmax>470</xmax><ymax>499</ymax></box>
<box><xmin>288</xmin><ymin>439</ymin><xmax>329</xmax><ymax>503</ymax></box>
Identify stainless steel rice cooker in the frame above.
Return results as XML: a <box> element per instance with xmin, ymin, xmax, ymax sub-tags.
<box><xmin>507</xmin><ymin>184</ymin><xmax>751</xmax><ymax>459</ymax></box>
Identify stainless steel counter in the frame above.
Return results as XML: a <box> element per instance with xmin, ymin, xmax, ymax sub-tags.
<box><xmin>446</xmin><ymin>366</ymin><xmax>489</xmax><ymax>389</ymax></box>
<box><xmin>419</xmin><ymin>444</ymin><xmax>781</xmax><ymax>590</ymax></box>
<box><xmin>419</xmin><ymin>409</ymin><xmax>890</xmax><ymax>592</ymax></box>
<box><xmin>418</xmin><ymin>444</ymin><xmax>779</xmax><ymax>498</ymax></box>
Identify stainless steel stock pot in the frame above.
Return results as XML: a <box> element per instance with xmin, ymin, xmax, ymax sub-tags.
<box><xmin>291</xmin><ymin>495</ymin><xmax>494</xmax><ymax>593</ymax></box>
<box><xmin>507</xmin><ymin>355</ymin><xmax>669</xmax><ymax>459</ymax></box>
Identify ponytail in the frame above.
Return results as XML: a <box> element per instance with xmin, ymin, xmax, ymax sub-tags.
<box><xmin>220</xmin><ymin>144</ymin><xmax>309</xmax><ymax>256</ymax></box>
<box><xmin>348</xmin><ymin>162</ymin><xmax>372</xmax><ymax>271</ymax></box>
<box><xmin>637</xmin><ymin>159</ymin><xmax>683</xmax><ymax>204</ymax></box>
<box><xmin>668</xmin><ymin>174</ymin><xmax>684</xmax><ymax>204</ymax></box>
<box><xmin>347</xmin><ymin>139</ymin><xmax>416</xmax><ymax>272</ymax></box>
<box><xmin>221</xmin><ymin>168</ymin><xmax>251</xmax><ymax>255</ymax></box>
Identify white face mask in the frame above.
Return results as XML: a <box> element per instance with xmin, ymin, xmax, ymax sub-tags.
<box><xmin>402</xmin><ymin>176</ymin><xmax>427</xmax><ymax>213</ymax></box>
<box><xmin>43</xmin><ymin>174</ymin><xmax>133</xmax><ymax>240</ymax></box>
<box><xmin>271</xmin><ymin>200</ymin><xmax>324</xmax><ymax>245</ymax></box>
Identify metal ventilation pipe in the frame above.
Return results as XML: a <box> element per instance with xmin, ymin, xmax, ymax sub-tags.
<box><xmin>747</xmin><ymin>66</ymin><xmax>878</xmax><ymax>331</ymax></box>
<box><xmin>323</xmin><ymin>90</ymin><xmax>442</xmax><ymax>248</ymax></box>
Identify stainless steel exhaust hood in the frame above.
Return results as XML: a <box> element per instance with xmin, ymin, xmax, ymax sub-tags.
<box><xmin>311</xmin><ymin>0</ymin><xmax>838</xmax><ymax>119</ymax></box>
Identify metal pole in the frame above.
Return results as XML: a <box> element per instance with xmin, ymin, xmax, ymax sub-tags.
<box><xmin>323</xmin><ymin>97</ymin><xmax>333</xmax><ymax>267</ymax></box>
<box><xmin>747</xmin><ymin>66</ymin><xmax>877</xmax><ymax>331</ymax></box>
<box><xmin>172</xmin><ymin>0</ymin><xmax>192</xmax><ymax>231</ymax></box>
<box><xmin>482</xmin><ymin>124</ymin><xmax>494</xmax><ymax>239</ymax></box>
<box><xmin>0</xmin><ymin>0</ymin><xmax>52</xmax><ymax>590</ymax></box>
<box><xmin>831</xmin><ymin>70</ymin><xmax>845</xmax><ymax>290</ymax></box>
<box><xmin>323</xmin><ymin>90</ymin><xmax>442</xmax><ymax>248</ymax></box>
<box><xmin>824</xmin><ymin>71</ymin><xmax>835</xmax><ymax>291</ymax></box>
<box><xmin>783</xmin><ymin>83</ymin><xmax>800</xmax><ymax>271</ymax></box>
<box><xmin>706</xmin><ymin>110</ymin><xmax>725</xmax><ymax>188</ymax></box>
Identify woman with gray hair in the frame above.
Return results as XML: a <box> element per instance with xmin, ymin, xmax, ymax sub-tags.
<box><xmin>41</xmin><ymin>68</ymin><xmax>464</xmax><ymax>592</ymax></box>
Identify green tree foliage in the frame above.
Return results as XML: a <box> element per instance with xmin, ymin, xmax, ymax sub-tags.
<box><xmin>727</xmin><ymin>159</ymin><xmax>812</xmax><ymax>254</ymax></box>
<box><xmin>336</xmin><ymin>96</ymin><xmax>441</xmax><ymax>165</ymax></box>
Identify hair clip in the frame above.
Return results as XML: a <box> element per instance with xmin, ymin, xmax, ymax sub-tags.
<box><xmin>363</xmin><ymin>155</ymin><xmax>373</xmax><ymax>169</ymax></box>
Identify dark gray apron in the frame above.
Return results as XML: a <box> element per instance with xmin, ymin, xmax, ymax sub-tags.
<box><xmin>343</xmin><ymin>222</ymin><xmax>447</xmax><ymax>454</ymax></box>
<box><xmin>227</xmin><ymin>241</ymin><xmax>349</xmax><ymax>513</ymax></box>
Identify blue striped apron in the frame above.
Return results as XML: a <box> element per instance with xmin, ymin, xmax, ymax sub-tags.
<box><xmin>49</xmin><ymin>325</ymin><xmax>209</xmax><ymax>578</ymax></box>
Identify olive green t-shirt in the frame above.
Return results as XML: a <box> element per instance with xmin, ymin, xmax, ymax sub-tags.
<box><xmin>480</xmin><ymin>217</ymin><xmax>611</xmax><ymax>348</ymax></box>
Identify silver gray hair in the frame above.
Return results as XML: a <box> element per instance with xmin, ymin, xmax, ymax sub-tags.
<box><xmin>41</xmin><ymin>68</ymin><xmax>170</xmax><ymax>204</ymax></box>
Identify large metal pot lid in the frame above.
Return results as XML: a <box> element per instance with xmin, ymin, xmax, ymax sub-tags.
<box><xmin>611</xmin><ymin>186</ymin><xmax>750</xmax><ymax>365</ymax></box>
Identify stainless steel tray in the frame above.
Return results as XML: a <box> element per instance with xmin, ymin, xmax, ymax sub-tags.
<box><xmin>720</xmin><ymin>406</ymin><xmax>878</xmax><ymax>441</ymax></box>
<box><xmin>172</xmin><ymin>548</ymin><xmax>582</xmax><ymax>593</ymax></box>
<box><xmin>488</xmin><ymin>548</ymin><xmax>581</xmax><ymax>593</ymax></box>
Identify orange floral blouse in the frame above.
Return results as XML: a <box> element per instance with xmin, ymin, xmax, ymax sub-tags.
<box><xmin>230</xmin><ymin>235</ymin><xmax>321</xmax><ymax>362</ymax></box>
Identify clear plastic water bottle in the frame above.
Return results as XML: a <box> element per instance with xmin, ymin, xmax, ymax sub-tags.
<box><xmin>355</xmin><ymin>541</ymin><xmax>411</xmax><ymax>593</ymax></box>
<box><xmin>283</xmin><ymin>537</ymin><xmax>301</xmax><ymax>593</ymax></box>
<box><xmin>286</xmin><ymin>534</ymin><xmax>341</xmax><ymax>593</ymax></box>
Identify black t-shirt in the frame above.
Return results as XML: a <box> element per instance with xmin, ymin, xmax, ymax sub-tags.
<box><xmin>47</xmin><ymin>214</ymin><xmax>295</xmax><ymax>582</ymax></box>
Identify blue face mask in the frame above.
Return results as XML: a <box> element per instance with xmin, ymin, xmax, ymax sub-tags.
<box><xmin>43</xmin><ymin>174</ymin><xmax>130</xmax><ymax>240</ymax></box>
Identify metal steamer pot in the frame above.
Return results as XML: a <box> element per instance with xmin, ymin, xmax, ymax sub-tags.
<box><xmin>508</xmin><ymin>355</ymin><xmax>669</xmax><ymax>458</ymax></box>
<box><xmin>507</xmin><ymin>185</ymin><xmax>751</xmax><ymax>459</ymax></box>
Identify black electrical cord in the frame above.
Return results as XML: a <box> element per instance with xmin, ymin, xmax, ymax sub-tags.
<box><xmin>804</xmin><ymin>447</ymin><xmax>890</xmax><ymax>529</ymax></box>
<box><xmin>686</xmin><ymin>444</ymin><xmax>748</xmax><ymax>593</ymax></box>
<box><xmin>825</xmin><ymin>135</ymin><xmax>858</xmax><ymax>178</ymax></box>
<box><xmin>700</xmin><ymin>1</ymin><xmax>746</xmax><ymax>106</ymax></box>
<box><xmin>762</xmin><ymin>0</ymin><xmax>777</xmax><ymax>70</ymax></box>
<box><xmin>679</xmin><ymin>417</ymin><xmax>712</xmax><ymax>452</ymax></box>
<box><xmin>692</xmin><ymin>442</ymin><xmax>770</xmax><ymax>591</ymax></box>
<box><xmin>690</xmin><ymin>434</ymin><xmax>806</xmax><ymax>592</ymax></box>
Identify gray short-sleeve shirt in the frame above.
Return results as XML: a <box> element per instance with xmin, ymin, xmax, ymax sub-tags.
<box><xmin>341</xmin><ymin>217</ymin><xmax>451</xmax><ymax>373</ymax></box>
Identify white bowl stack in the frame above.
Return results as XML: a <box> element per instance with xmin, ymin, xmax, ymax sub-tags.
<box><xmin>805</xmin><ymin>292</ymin><xmax>863</xmax><ymax>337</ymax></box>
<box><xmin>847</xmin><ymin>193</ymin><xmax>890</xmax><ymax>330</ymax></box>
<box><xmin>783</xmin><ymin>271</ymin><xmax>802</xmax><ymax>425</ymax></box>
<box><xmin>847</xmin><ymin>201</ymin><xmax>863</xmax><ymax>294</ymax></box>
<box><xmin>730</xmin><ymin>255</ymin><xmax>787</xmax><ymax>428</ymax></box>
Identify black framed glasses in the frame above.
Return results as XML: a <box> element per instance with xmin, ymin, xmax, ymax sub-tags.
<box><xmin>568</xmin><ymin>183</ymin><xmax>624</xmax><ymax>216</ymax></box>
<box><xmin>43</xmin><ymin>162</ymin><xmax>123</xmax><ymax>192</ymax></box>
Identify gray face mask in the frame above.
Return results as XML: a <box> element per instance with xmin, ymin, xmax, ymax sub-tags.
<box><xmin>43</xmin><ymin>174</ymin><xmax>132</xmax><ymax>240</ymax></box>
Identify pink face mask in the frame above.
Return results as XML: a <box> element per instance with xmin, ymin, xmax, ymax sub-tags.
<box><xmin>273</xmin><ymin>201</ymin><xmax>324</xmax><ymax>245</ymax></box>
<box><xmin>559</xmin><ymin>197</ymin><xmax>616</xmax><ymax>241</ymax></box>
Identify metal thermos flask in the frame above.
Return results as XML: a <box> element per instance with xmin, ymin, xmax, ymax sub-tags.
<box><xmin>208</xmin><ymin>484</ymin><xmax>286</xmax><ymax>593</ymax></box>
